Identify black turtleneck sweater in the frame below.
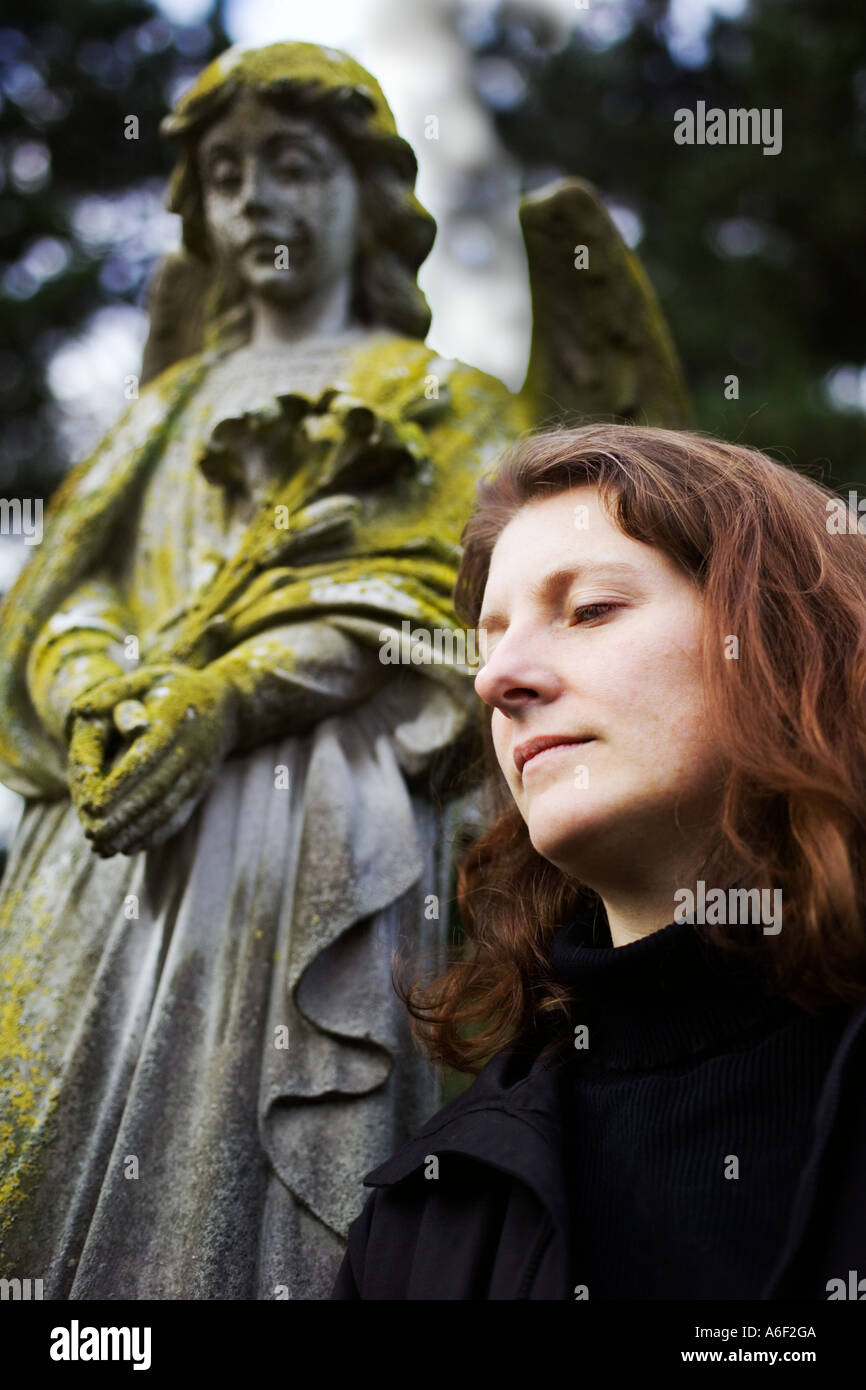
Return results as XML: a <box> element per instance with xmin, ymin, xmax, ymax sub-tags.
<box><xmin>548</xmin><ymin>906</ymin><xmax>851</xmax><ymax>1300</ymax></box>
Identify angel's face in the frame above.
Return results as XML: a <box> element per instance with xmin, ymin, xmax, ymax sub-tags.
<box><xmin>198</xmin><ymin>90</ymin><xmax>360</xmax><ymax>308</ymax></box>
<box><xmin>473</xmin><ymin>485</ymin><xmax>726</xmax><ymax>894</ymax></box>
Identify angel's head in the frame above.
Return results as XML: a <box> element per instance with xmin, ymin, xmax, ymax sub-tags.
<box><xmin>160</xmin><ymin>42</ymin><xmax>435</xmax><ymax>340</ymax></box>
<box><xmin>399</xmin><ymin>424</ymin><xmax>866</xmax><ymax>1071</ymax></box>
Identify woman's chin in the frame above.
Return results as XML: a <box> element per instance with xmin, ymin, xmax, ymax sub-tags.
<box><xmin>525</xmin><ymin>796</ymin><xmax>609</xmax><ymax>871</ymax></box>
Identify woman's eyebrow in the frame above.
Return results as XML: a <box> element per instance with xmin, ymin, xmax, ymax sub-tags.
<box><xmin>478</xmin><ymin>560</ymin><xmax>643</xmax><ymax>631</ymax></box>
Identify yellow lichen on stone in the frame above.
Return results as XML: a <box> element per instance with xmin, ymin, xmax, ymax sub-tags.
<box><xmin>0</xmin><ymin>925</ymin><xmax>59</xmax><ymax>1227</ymax></box>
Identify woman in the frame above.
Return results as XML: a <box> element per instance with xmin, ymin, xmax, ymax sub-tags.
<box><xmin>331</xmin><ymin>422</ymin><xmax>866</xmax><ymax>1301</ymax></box>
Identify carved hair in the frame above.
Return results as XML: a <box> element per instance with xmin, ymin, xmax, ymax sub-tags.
<box><xmin>397</xmin><ymin>423</ymin><xmax>866</xmax><ymax>1071</ymax></box>
<box><xmin>142</xmin><ymin>43</ymin><xmax>435</xmax><ymax>380</ymax></box>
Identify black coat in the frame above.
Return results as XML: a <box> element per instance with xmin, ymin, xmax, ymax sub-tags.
<box><xmin>331</xmin><ymin>999</ymin><xmax>866</xmax><ymax>1300</ymax></box>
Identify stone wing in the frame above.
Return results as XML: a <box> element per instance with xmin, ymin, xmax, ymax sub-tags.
<box><xmin>518</xmin><ymin>177</ymin><xmax>690</xmax><ymax>429</ymax></box>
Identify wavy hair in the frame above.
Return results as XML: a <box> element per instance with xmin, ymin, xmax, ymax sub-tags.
<box><xmin>397</xmin><ymin>424</ymin><xmax>866</xmax><ymax>1073</ymax></box>
<box><xmin>143</xmin><ymin>42</ymin><xmax>434</xmax><ymax>376</ymax></box>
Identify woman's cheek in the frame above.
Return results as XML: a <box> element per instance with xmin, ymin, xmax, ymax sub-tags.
<box><xmin>491</xmin><ymin>713</ymin><xmax>512</xmax><ymax>778</ymax></box>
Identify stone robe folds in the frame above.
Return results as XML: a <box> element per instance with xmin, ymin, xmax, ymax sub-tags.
<box><xmin>0</xmin><ymin>330</ymin><xmax>514</xmax><ymax>1298</ymax></box>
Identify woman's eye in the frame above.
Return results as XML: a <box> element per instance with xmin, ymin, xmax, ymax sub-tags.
<box><xmin>572</xmin><ymin>602</ymin><xmax>621</xmax><ymax>624</ymax></box>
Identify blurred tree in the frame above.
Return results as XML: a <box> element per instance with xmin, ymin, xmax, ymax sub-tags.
<box><xmin>0</xmin><ymin>0</ymin><xmax>229</xmax><ymax>500</ymax></box>
<box><xmin>464</xmin><ymin>0</ymin><xmax>866</xmax><ymax>487</ymax></box>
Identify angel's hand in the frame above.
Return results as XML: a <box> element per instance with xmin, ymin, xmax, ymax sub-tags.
<box><xmin>68</xmin><ymin>664</ymin><xmax>240</xmax><ymax>857</ymax></box>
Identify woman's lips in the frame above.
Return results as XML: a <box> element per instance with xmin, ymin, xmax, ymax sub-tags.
<box><xmin>522</xmin><ymin>739</ymin><xmax>594</xmax><ymax>774</ymax></box>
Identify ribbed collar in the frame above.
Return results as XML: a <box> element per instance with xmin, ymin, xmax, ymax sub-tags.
<box><xmin>548</xmin><ymin>903</ymin><xmax>800</xmax><ymax>1070</ymax></box>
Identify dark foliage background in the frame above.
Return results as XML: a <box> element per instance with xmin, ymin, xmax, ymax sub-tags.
<box><xmin>0</xmin><ymin>0</ymin><xmax>230</xmax><ymax>501</ymax></box>
<box><xmin>469</xmin><ymin>0</ymin><xmax>866</xmax><ymax>485</ymax></box>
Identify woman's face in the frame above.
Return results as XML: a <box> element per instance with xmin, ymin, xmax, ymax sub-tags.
<box><xmin>473</xmin><ymin>485</ymin><xmax>726</xmax><ymax>888</ymax></box>
<box><xmin>197</xmin><ymin>89</ymin><xmax>360</xmax><ymax>307</ymax></box>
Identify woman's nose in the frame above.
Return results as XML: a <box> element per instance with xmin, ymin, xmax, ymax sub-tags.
<box><xmin>473</xmin><ymin>631</ymin><xmax>546</xmax><ymax>713</ymax></box>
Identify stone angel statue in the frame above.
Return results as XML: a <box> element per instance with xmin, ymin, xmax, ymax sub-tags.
<box><xmin>0</xmin><ymin>41</ymin><xmax>687</xmax><ymax>1299</ymax></box>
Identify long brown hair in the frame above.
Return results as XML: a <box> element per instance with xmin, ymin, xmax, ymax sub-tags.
<box><xmin>397</xmin><ymin>424</ymin><xmax>866</xmax><ymax>1073</ymax></box>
